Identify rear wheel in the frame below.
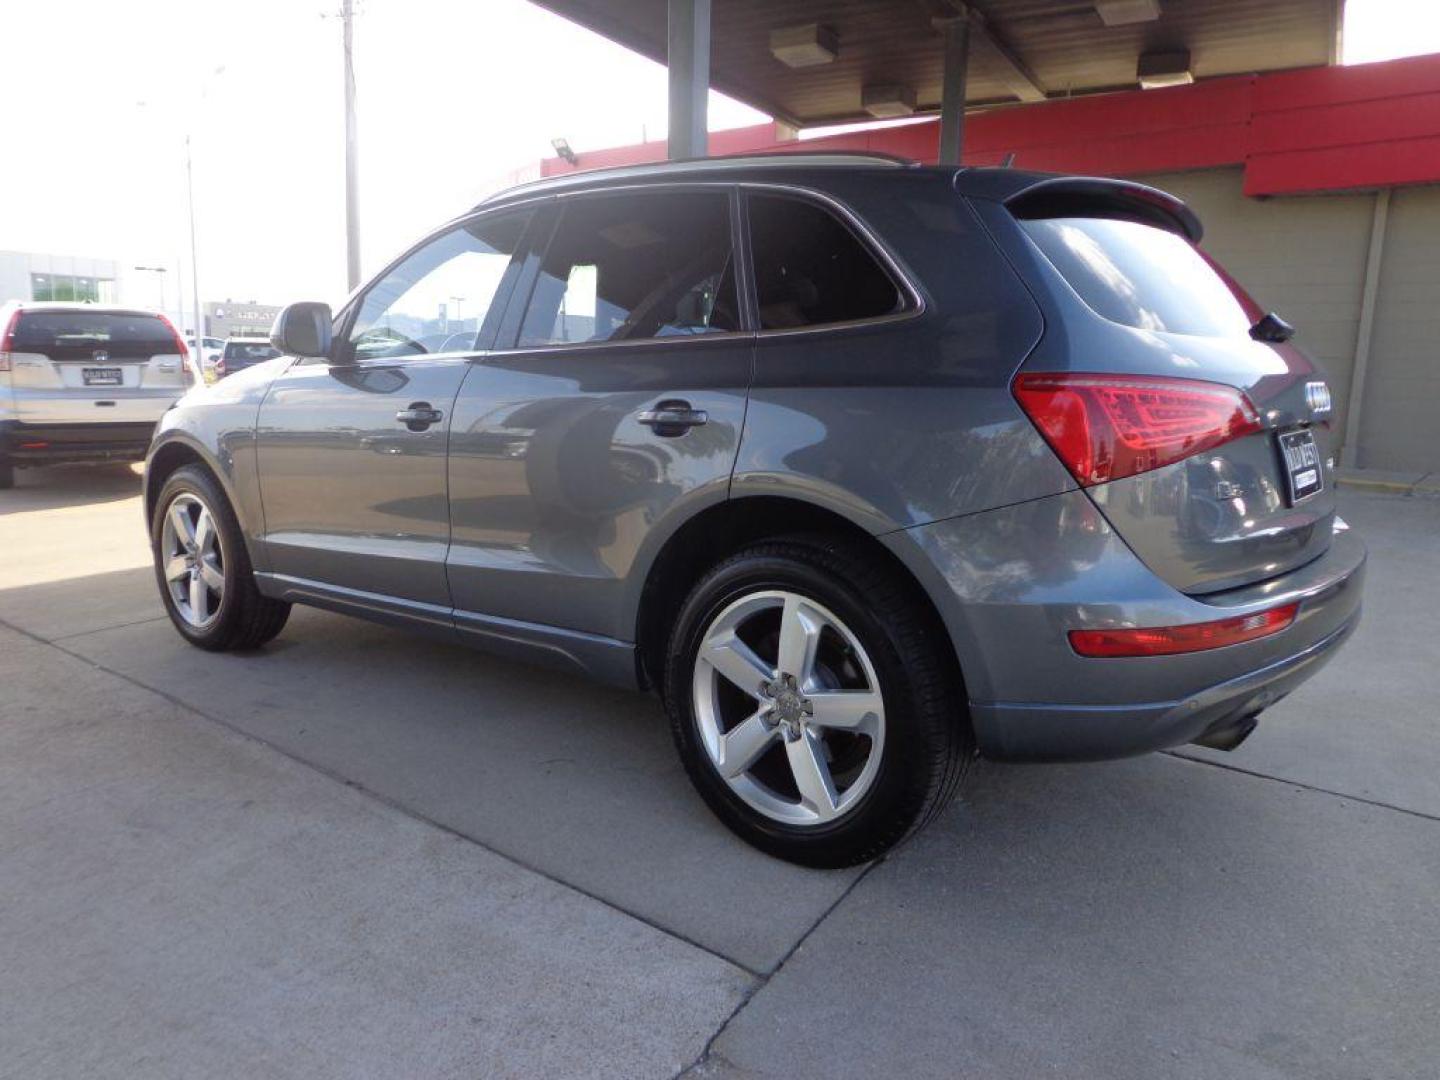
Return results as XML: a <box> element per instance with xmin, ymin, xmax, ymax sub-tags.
<box><xmin>151</xmin><ymin>465</ymin><xmax>290</xmax><ymax>651</ymax></box>
<box><xmin>665</xmin><ymin>538</ymin><xmax>971</xmax><ymax>867</ymax></box>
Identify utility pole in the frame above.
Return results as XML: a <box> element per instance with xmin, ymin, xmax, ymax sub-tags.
<box><xmin>186</xmin><ymin>135</ymin><xmax>204</xmax><ymax>343</ymax></box>
<box><xmin>342</xmin><ymin>0</ymin><xmax>361</xmax><ymax>290</ymax></box>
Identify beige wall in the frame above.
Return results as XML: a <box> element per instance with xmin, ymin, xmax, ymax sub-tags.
<box><xmin>1361</xmin><ymin>186</ymin><xmax>1440</xmax><ymax>473</ymax></box>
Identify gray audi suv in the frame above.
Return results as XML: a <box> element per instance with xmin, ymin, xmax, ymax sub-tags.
<box><xmin>144</xmin><ymin>154</ymin><xmax>1364</xmax><ymax>866</ymax></box>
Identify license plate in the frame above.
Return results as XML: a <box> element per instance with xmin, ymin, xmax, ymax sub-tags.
<box><xmin>1278</xmin><ymin>429</ymin><xmax>1323</xmax><ymax>503</ymax></box>
<box><xmin>82</xmin><ymin>366</ymin><xmax>123</xmax><ymax>387</ymax></box>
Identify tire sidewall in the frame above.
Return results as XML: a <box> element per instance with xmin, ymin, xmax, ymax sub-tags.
<box><xmin>150</xmin><ymin>466</ymin><xmax>244</xmax><ymax>647</ymax></box>
<box><xmin>666</xmin><ymin>549</ymin><xmax>934</xmax><ymax>864</ymax></box>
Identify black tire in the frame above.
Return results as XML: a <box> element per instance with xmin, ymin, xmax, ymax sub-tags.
<box><xmin>150</xmin><ymin>464</ymin><xmax>290</xmax><ymax>651</ymax></box>
<box><xmin>0</xmin><ymin>458</ymin><xmax>13</xmax><ymax>490</ymax></box>
<box><xmin>664</xmin><ymin>536</ymin><xmax>973</xmax><ymax>868</ymax></box>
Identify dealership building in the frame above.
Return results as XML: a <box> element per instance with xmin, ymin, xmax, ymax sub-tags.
<box><xmin>534</xmin><ymin>2</ymin><xmax>1440</xmax><ymax>479</ymax></box>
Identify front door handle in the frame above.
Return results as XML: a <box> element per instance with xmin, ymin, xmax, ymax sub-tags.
<box><xmin>396</xmin><ymin>402</ymin><xmax>443</xmax><ymax>431</ymax></box>
<box><xmin>637</xmin><ymin>400</ymin><xmax>708</xmax><ymax>437</ymax></box>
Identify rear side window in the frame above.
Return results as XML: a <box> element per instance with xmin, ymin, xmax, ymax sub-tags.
<box><xmin>11</xmin><ymin>311</ymin><xmax>178</xmax><ymax>360</ymax></box>
<box><xmin>747</xmin><ymin>194</ymin><xmax>904</xmax><ymax>330</ymax></box>
<box><xmin>518</xmin><ymin>191</ymin><xmax>739</xmax><ymax>347</ymax></box>
<box><xmin>224</xmin><ymin>342</ymin><xmax>280</xmax><ymax>362</ymax></box>
<box><xmin>1019</xmin><ymin>216</ymin><xmax>1252</xmax><ymax>338</ymax></box>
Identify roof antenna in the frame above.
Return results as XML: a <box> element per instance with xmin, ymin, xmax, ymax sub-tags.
<box><xmin>1001</xmin><ymin>152</ymin><xmax>1017</xmax><ymax>168</ymax></box>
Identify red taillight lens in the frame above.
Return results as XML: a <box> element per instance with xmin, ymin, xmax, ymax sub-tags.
<box><xmin>0</xmin><ymin>308</ymin><xmax>20</xmax><ymax>372</ymax></box>
<box><xmin>1013</xmin><ymin>372</ymin><xmax>1263</xmax><ymax>486</ymax></box>
<box><xmin>1069</xmin><ymin>602</ymin><xmax>1299</xmax><ymax>658</ymax></box>
<box><xmin>159</xmin><ymin>315</ymin><xmax>195</xmax><ymax>386</ymax></box>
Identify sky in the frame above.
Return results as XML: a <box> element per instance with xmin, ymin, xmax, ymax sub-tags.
<box><xmin>0</xmin><ymin>0</ymin><xmax>1436</xmax><ymax>318</ymax></box>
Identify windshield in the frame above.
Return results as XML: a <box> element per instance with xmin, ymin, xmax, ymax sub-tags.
<box><xmin>1020</xmin><ymin>216</ymin><xmax>1253</xmax><ymax>338</ymax></box>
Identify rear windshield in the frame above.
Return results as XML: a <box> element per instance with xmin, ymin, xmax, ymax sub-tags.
<box><xmin>1019</xmin><ymin>216</ymin><xmax>1252</xmax><ymax>338</ymax></box>
<box><xmin>224</xmin><ymin>342</ymin><xmax>280</xmax><ymax>362</ymax></box>
<box><xmin>13</xmin><ymin>311</ymin><xmax>177</xmax><ymax>359</ymax></box>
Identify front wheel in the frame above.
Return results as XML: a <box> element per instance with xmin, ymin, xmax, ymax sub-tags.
<box><xmin>151</xmin><ymin>464</ymin><xmax>290</xmax><ymax>651</ymax></box>
<box><xmin>665</xmin><ymin>538</ymin><xmax>972</xmax><ymax>867</ymax></box>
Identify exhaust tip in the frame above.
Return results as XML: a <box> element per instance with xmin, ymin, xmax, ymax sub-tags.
<box><xmin>1190</xmin><ymin>713</ymin><xmax>1259</xmax><ymax>752</ymax></box>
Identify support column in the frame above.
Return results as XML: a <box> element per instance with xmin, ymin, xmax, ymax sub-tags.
<box><xmin>1342</xmin><ymin>187</ymin><xmax>1392</xmax><ymax>468</ymax></box>
<box><xmin>668</xmin><ymin>0</ymin><xmax>710</xmax><ymax>160</ymax></box>
<box><xmin>937</xmin><ymin>11</ymin><xmax>971</xmax><ymax>166</ymax></box>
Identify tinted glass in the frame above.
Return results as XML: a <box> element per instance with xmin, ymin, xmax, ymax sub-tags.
<box><xmin>518</xmin><ymin>192</ymin><xmax>738</xmax><ymax>347</ymax></box>
<box><xmin>224</xmin><ymin>342</ymin><xmax>281</xmax><ymax>363</ymax></box>
<box><xmin>13</xmin><ymin>311</ymin><xmax>177</xmax><ymax>360</ymax></box>
<box><xmin>1020</xmin><ymin>216</ymin><xmax>1252</xmax><ymax>338</ymax></box>
<box><xmin>747</xmin><ymin>195</ymin><xmax>903</xmax><ymax>330</ymax></box>
<box><xmin>350</xmin><ymin>211</ymin><xmax>530</xmax><ymax>360</ymax></box>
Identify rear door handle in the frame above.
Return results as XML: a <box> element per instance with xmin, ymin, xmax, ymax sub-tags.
<box><xmin>637</xmin><ymin>400</ymin><xmax>708</xmax><ymax>437</ymax></box>
<box><xmin>396</xmin><ymin>402</ymin><xmax>443</xmax><ymax>430</ymax></box>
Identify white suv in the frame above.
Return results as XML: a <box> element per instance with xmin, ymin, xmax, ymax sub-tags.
<box><xmin>0</xmin><ymin>302</ymin><xmax>199</xmax><ymax>488</ymax></box>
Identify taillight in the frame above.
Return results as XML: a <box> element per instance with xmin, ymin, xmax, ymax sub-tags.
<box><xmin>159</xmin><ymin>315</ymin><xmax>194</xmax><ymax>386</ymax></box>
<box><xmin>0</xmin><ymin>308</ymin><xmax>20</xmax><ymax>373</ymax></box>
<box><xmin>1069</xmin><ymin>601</ymin><xmax>1299</xmax><ymax>658</ymax></box>
<box><xmin>1013</xmin><ymin>372</ymin><xmax>1262</xmax><ymax>486</ymax></box>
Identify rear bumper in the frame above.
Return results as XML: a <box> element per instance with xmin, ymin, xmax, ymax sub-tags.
<box><xmin>0</xmin><ymin>420</ymin><xmax>156</xmax><ymax>464</ymax></box>
<box><xmin>969</xmin><ymin>610</ymin><xmax>1359</xmax><ymax>760</ymax></box>
<box><xmin>884</xmin><ymin>489</ymin><xmax>1366</xmax><ymax>762</ymax></box>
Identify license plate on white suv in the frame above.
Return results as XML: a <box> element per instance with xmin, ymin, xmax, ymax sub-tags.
<box><xmin>82</xmin><ymin>366</ymin><xmax>123</xmax><ymax>387</ymax></box>
<box><xmin>1279</xmin><ymin>428</ymin><xmax>1323</xmax><ymax>504</ymax></box>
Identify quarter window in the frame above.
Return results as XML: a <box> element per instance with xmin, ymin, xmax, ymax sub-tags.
<box><xmin>518</xmin><ymin>192</ymin><xmax>739</xmax><ymax>347</ymax></box>
<box><xmin>349</xmin><ymin>211</ymin><xmax>530</xmax><ymax>361</ymax></box>
<box><xmin>747</xmin><ymin>194</ymin><xmax>904</xmax><ymax>330</ymax></box>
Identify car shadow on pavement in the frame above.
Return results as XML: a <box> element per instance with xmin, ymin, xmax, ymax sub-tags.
<box><xmin>1</xmin><ymin>462</ymin><xmax>145</xmax><ymax>514</ymax></box>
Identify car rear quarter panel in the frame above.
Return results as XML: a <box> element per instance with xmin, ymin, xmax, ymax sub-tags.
<box><xmin>731</xmin><ymin>172</ymin><xmax>1072</xmax><ymax>531</ymax></box>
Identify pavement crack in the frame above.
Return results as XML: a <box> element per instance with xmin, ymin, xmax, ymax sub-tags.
<box><xmin>1162</xmin><ymin>750</ymin><xmax>1440</xmax><ymax>824</ymax></box>
<box><xmin>671</xmin><ymin>855</ymin><xmax>884</xmax><ymax>1078</ymax></box>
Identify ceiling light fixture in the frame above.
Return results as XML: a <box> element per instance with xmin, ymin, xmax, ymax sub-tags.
<box><xmin>770</xmin><ymin>24</ymin><xmax>839</xmax><ymax>68</ymax></box>
<box><xmin>1096</xmin><ymin>0</ymin><xmax>1161</xmax><ymax>26</ymax></box>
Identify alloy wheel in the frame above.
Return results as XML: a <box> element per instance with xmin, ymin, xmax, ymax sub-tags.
<box><xmin>160</xmin><ymin>492</ymin><xmax>225</xmax><ymax>629</ymax></box>
<box><xmin>691</xmin><ymin>590</ymin><xmax>886</xmax><ymax>826</ymax></box>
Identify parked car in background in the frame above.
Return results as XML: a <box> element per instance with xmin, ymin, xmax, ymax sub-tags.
<box><xmin>143</xmin><ymin>155</ymin><xmax>1364</xmax><ymax>866</ymax></box>
<box><xmin>187</xmin><ymin>336</ymin><xmax>225</xmax><ymax>381</ymax></box>
<box><xmin>215</xmin><ymin>337</ymin><xmax>281</xmax><ymax>379</ymax></box>
<box><xmin>1</xmin><ymin>302</ymin><xmax>197</xmax><ymax>488</ymax></box>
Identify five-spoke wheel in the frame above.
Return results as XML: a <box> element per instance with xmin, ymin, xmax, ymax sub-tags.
<box><xmin>150</xmin><ymin>464</ymin><xmax>290</xmax><ymax>651</ymax></box>
<box><xmin>692</xmin><ymin>590</ymin><xmax>885</xmax><ymax>826</ymax></box>
<box><xmin>667</xmin><ymin>538</ymin><xmax>971</xmax><ymax>868</ymax></box>
<box><xmin>160</xmin><ymin>493</ymin><xmax>226</xmax><ymax>628</ymax></box>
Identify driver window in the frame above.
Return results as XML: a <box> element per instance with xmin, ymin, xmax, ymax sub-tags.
<box><xmin>348</xmin><ymin>211</ymin><xmax>531</xmax><ymax>361</ymax></box>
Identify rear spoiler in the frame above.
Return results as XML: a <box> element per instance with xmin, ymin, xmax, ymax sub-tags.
<box><xmin>1002</xmin><ymin>176</ymin><xmax>1203</xmax><ymax>244</ymax></box>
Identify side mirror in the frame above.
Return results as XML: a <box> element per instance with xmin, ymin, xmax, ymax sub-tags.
<box><xmin>271</xmin><ymin>301</ymin><xmax>333</xmax><ymax>358</ymax></box>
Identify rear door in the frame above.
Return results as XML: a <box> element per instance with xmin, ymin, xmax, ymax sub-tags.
<box><xmin>5</xmin><ymin>308</ymin><xmax>191</xmax><ymax>423</ymax></box>
<box><xmin>445</xmin><ymin>187</ymin><xmax>751</xmax><ymax>643</ymax></box>
<box><xmin>254</xmin><ymin>209</ymin><xmax>533</xmax><ymax>610</ymax></box>
<box><xmin>998</xmin><ymin>194</ymin><xmax>1337</xmax><ymax>594</ymax></box>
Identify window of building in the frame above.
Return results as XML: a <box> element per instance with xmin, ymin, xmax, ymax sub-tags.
<box><xmin>30</xmin><ymin>273</ymin><xmax>113</xmax><ymax>304</ymax></box>
<box><xmin>518</xmin><ymin>191</ymin><xmax>739</xmax><ymax>347</ymax></box>
<box><xmin>746</xmin><ymin>195</ymin><xmax>905</xmax><ymax>330</ymax></box>
<box><xmin>348</xmin><ymin>210</ymin><xmax>532</xmax><ymax>361</ymax></box>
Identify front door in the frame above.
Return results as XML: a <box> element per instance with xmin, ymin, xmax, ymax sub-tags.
<box><xmin>255</xmin><ymin>209</ymin><xmax>533</xmax><ymax>611</ymax></box>
<box><xmin>446</xmin><ymin>189</ymin><xmax>752</xmax><ymax>644</ymax></box>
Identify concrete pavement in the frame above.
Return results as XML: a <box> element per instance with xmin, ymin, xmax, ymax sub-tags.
<box><xmin>1</xmin><ymin>463</ymin><xmax>1437</xmax><ymax>1078</ymax></box>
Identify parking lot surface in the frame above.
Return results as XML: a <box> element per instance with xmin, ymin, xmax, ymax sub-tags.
<box><xmin>2</xmin><ymin>464</ymin><xmax>1437</xmax><ymax>1078</ymax></box>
